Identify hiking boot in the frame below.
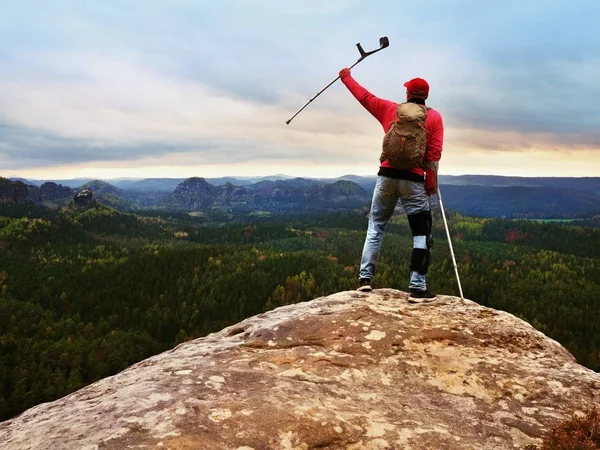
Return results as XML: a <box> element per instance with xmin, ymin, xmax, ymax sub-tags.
<box><xmin>408</xmin><ymin>288</ymin><xmax>436</xmax><ymax>303</ymax></box>
<box><xmin>357</xmin><ymin>278</ymin><xmax>372</xmax><ymax>292</ymax></box>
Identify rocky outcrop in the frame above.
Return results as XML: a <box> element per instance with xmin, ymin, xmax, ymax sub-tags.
<box><xmin>166</xmin><ymin>177</ymin><xmax>370</xmax><ymax>213</ymax></box>
<box><xmin>1</xmin><ymin>290</ymin><xmax>599</xmax><ymax>450</ymax></box>
<box><xmin>0</xmin><ymin>178</ymin><xmax>31</xmax><ymax>204</ymax></box>
<box><xmin>40</xmin><ymin>182</ymin><xmax>73</xmax><ymax>203</ymax></box>
<box><xmin>75</xmin><ymin>181</ymin><xmax>141</xmax><ymax>210</ymax></box>
<box><xmin>74</xmin><ymin>189</ymin><xmax>94</xmax><ymax>207</ymax></box>
<box><xmin>26</xmin><ymin>185</ymin><xmax>42</xmax><ymax>204</ymax></box>
<box><xmin>168</xmin><ymin>177</ymin><xmax>217</xmax><ymax>210</ymax></box>
<box><xmin>175</xmin><ymin>177</ymin><xmax>216</xmax><ymax>196</ymax></box>
<box><xmin>1</xmin><ymin>178</ymin><xmax>77</xmax><ymax>206</ymax></box>
<box><xmin>222</xmin><ymin>181</ymin><xmax>248</xmax><ymax>199</ymax></box>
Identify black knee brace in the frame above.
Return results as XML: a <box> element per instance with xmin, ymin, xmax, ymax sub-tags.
<box><xmin>408</xmin><ymin>211</ymin><xmax>434</xmax><ymax>275</ymax></box>
<box><xmin>407</xmin><ymin>210</ymin><xmax>432</xmax><ymax>237</ymax></box>
<box><xmin>411</xmin><ymin>248</ymin><xmax>431</xmax><ymax>275</ymax></box>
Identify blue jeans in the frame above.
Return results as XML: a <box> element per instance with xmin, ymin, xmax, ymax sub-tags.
<box><xmin>359</xmin><ymin>176</ymin><xmax>431</xmax><ymax>290</ymax></box>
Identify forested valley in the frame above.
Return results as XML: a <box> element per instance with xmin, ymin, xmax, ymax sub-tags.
<box><xmin>1</xmin><ymin>201</ymin><xmax>599</xmax><ymax>421</ymax></box>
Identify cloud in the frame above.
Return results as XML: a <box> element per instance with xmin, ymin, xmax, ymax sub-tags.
<box><xmin>0</xmin><ymin>0</ymin><xmax>598</xmax><ymax>176</ymax></box>
<box><xmin>0</xmin><ymin>53</ymin><xmax>382</xmax><ymax>169</ymax></box>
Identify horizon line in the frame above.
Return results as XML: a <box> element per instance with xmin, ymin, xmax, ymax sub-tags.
<box><xmin>5</xmin><ymin>173</ymin><xmax>600</xmax><ymax>182</ymax></box>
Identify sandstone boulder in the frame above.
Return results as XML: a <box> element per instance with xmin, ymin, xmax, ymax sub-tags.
<box><xmin>1</xmin><ymin>290</ymin><xmax>599</xmax><ymax>449</ymax></box>
<box><xmin>74</xmin><ymin>189</ymin><xmax>94</xmax><ymax>207</ymax></box>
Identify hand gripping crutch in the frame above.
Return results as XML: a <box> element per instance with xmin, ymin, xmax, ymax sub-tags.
<box><xmin>286</xmin><ymin>37</ymin><xmax>390</xmax><ymax>125</ymax></box>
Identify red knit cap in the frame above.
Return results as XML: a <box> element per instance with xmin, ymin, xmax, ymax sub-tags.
<box><xmin>404</xmin><ymin>77</ymin><xmax>430</xmax><ymax>99</ymax></box>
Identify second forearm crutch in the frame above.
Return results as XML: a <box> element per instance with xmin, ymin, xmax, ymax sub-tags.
<box><xmin>437</xmin><ymin>186</ymin><xmax>465</xmax><ymax>301</ymax></box>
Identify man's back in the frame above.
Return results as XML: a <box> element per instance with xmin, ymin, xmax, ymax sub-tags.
<box><xmin>339</xmin><ymin>73</ymin><xmax>443</xmax><ymax>175</ymax></box>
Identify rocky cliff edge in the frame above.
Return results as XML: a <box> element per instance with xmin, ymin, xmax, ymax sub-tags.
<box><xmin>1</xmin><ymin>290</ymin><xmax>599</xmax><ymax>450</ymax></box>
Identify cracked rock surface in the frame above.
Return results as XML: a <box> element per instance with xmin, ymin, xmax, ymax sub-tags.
<box><xmin>1</xmin><ymin>289</ymin><xmax>599</xmax><ymax>450</ymax></box>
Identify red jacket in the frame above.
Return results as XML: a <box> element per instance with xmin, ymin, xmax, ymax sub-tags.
<box><xmin>341</xmin><ymin>74</ymin><xmax>443</xmax><ymax>177</ymax></box>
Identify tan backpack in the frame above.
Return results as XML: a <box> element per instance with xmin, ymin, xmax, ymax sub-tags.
<box><xmin>380</xmin><ymin>102</ymin><xmax>429</xmax><ymax>170</ymax></box>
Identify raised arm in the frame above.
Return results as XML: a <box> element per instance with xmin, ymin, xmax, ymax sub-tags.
<box><xmin>339</xmin><ymin>69</ymin><xmax>397</xmax><ymax>129</ymax></box>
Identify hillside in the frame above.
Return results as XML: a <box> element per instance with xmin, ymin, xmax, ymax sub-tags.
<box><xmin>4</xmin><ymin>175</ymin><xmax>600</xmax><ymax>219</ymax></box>
<box><xmin>440</xmin><ymin>185</ymin><xmax>600</xmax><ymax>218</ymax></box>
<box><xmin>1</xmin><ymin>290</ymin><xmax>598</xmax><ymax>449</ymax></box>
<box><xmin>1</xmin><ymin>204</ymin><xmax>599</xmax><ymax>424</ymax></box>
<box><xmin>439</xmin><ymin>175</ymin><xmax>600</xmax><ymax>193</ymax></box>
<box><xmin>165</xmin><ymin>177</ymin><xmax>371</xmax><ymax>212</ymax></box>
<box><xmin>0</xmin><ymin>178</ymin><xmax>29</xmax><ymax>204</ymax></box>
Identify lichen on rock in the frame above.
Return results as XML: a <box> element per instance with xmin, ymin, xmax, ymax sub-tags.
<box><xmin>1</xmin><ymin>289</ymin><xmax>599</xmax><ymax>450</ymax></box>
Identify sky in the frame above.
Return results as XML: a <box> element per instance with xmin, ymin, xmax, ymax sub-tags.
<box><xmin>1</xmin><ymin>0</ymin><xmax>599</xmax><ymax>180</ymax></box>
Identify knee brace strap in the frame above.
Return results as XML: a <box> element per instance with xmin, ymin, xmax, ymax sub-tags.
<box><xmin>410</xmin><ymin>248</ymin><xmax>431</xmax><ymax>275</ymax></box>
<box><xmin>407</xmin><ymin>211</ymin><xmax>432</xmax><ymax>237</ymax></box>
<box><xmin>427</xmin><ymin>236</ymin><xmax>434</xmax><ymax>250</ymax></box>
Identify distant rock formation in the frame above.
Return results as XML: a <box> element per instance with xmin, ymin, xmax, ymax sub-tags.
<box><xmin>26</xmin><ymin>185</ymin><xmax>42</xmax><ymax>204</ymax></box>
<box><xmin>165</xmin><ymin>177</ymin><xmax>370</xmax><ymax>212</ymax></box>
<box><xmin>40</xmin><ymin>182</ymin><xmax>73</xmax><ymax>203</ymax></box>
<box><xmin>168</xmin><ymin>177</ymin><xmax>219</xmax><ymax>210</ymax></box>
<box><xmin>0</xmin><ymin>178</ymin><xmax>31</xmax><ymax>204</ymax></box>
<box><xmin>0</xmin><ymin>178</ymin><xmax>74</xmax><ymax>206</ymax></box>
<box><xmin>73</xmin><ymin>189</ymin><xmax>93</xmax><ymax>207</ymax></box>
<box><xmin>222</xmin><ymin>181</ymin><xmax>248</xmax><ymax>199</ymax></box>
<box><xmin>177</xmin><ymin>177</ymin><xmax>216</xmax><ymax>195</ymax></box>
<box><xmin>1</xmin><ymin>290</ymin><xmax>599</xmax><ymax>449</ymax></box>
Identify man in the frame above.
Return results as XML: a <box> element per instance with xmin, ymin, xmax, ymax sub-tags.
<box><xmin>339</xmin><ymin>68</ymin><xmax>443</xmax><ymax>302</ymax></box>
